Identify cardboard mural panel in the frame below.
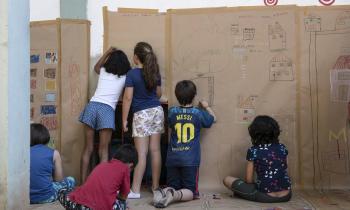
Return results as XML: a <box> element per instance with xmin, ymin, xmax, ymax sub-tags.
<box><xmin>298</xmin><ymin>6</ymin><xmax>350</xmax><ymax>189</ymax></box>
<box><xmin>30</xmin><ymin>19</ymin><xmax>90</xmax><ymax>184</ymax></box>
<box><xmin>60</xmin><ymin>20</ymin><xmax>90</xmax><ymax>183</ymax></box>
<box><xmin>104</xmin><ymin>7</ymin><xmax>168</xmax><ymax>100</ymax></box>
<box><xmin>168</xmin><ymin>6</ymin><xmax>298</xmax><ymax>190</ymax></box>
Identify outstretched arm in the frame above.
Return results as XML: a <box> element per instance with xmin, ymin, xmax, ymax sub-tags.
<box><xmin>53</xmin><ymin>150</ymin><xmax>64</xmax><ymax>181</ymax></box>
<box><xmin>245</xmin><ymin>161</ymin><xmax>254</xmax><ymax>184</ymax></box>
<box><xmin>156</xmin><ymin>86</ymin><xmax>162</xmax><ymax>99</ymax></box>
<box><xmin>94</xmin><ymin>47</ymin><xmax>116</xmax><ymax>74</ymax></box>
<box><xmin>199</xmin><ymin>100</ymin><xmax>217</xmax><ymax>122</ymax></box>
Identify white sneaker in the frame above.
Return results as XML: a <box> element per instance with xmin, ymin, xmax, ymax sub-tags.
<box><xmin>127</xmin><ymin>191</ymin><xmax>141</xmax><ymax>199</ymax></box>
<box><xmin>153</xmin><ymin>188</ymin><xmax>166</xmax><ymax>205</ymax></box>
<box><xmin>154</xmin><ymin>188</ymin><xmax>174</xmax><ymax>208</ymax></box>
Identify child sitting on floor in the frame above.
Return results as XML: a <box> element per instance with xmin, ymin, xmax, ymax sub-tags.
<box><xmin>30</xmin><ymin>123</ymin><xmax>75</xmax><ymax>204</ymax></box>
<box><xmin>153</xmin><ymin>80</ymin><xmax>216</xmax><ymax>208</ymax></box>
<box><xmin>58</xmin><ymin>144</ymin><xmax>138</xmax><ymax>210</ymax></box>
<box><xmin>223</xmin><ymin>115</ymin><xmax>292</xmax><ymax>203</ymax></box>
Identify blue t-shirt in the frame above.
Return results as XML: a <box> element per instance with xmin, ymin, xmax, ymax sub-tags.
<box><xmin>125</xmin><ymin>68</ymin><xmax>161</xmax><ymax>113</ymax></box>
<box><xmin>166</xmin><ymin>106</ymin><xmax>214</xmax><ymax>167</ymax></box>
<box><xmin>30</xmin><ymin>144</ymin><xmax>55</xmax><ymax>203</ymax></box>
<box><xmin>246</xmin><ymin>143</ymin><xmax>291</xmax><ymax>193</ymax></box>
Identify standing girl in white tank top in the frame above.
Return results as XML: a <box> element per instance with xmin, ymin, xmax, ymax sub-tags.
<box><xmin>79</xmin><ymin>47</ymin><xmax>131</xmax><ymax>183</ymax></box>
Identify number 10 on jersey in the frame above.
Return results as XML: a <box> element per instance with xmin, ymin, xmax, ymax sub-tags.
<box><xmin>174</xmin><ymin>123</ymin><xmax>195</xmax><ymax>143</ymax></box>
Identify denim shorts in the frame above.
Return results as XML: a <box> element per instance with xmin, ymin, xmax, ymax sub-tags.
<box><xmin>79</xmin><ymin>101</ymin><xmax>115</xmax><ymax>130</ymax></box>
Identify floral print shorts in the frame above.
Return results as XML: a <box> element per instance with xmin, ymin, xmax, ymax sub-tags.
<box><xmin>132</xmin><ymin>106</ymin><xmax>164</xmax><ymax>137</ymax></box>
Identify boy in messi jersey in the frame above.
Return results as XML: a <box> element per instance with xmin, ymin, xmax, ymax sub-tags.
<box><xmin>153</xmin><ymin>80</ymin><xmax>216</xmax><ymax>208</ymax></box>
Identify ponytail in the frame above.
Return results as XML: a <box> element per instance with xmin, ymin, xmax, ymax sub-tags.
<box><xmin>134</xmin><ymin>42</ymin><xmax>160</xmax><ymax>91</ymax></box>
<box><xmin>143</xmin><ymin>52</ymin><xmax>160</xmax><ymax>91</ymax></box>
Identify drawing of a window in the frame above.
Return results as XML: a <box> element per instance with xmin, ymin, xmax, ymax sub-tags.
<box><xmin>190</xmin><ymin>76</ymin><xmax>214</xmax><ymax>106</ymax></box>
<box><xmin>243</xmin><ymin>28</ymin><xmax>255</xmax><ymax>41</ymax></box>
<box><xmin>269</xmin><ymin>54</ymin><xmax>293</xmax><ymax>81</ymax></box>
<box><xmin>330</xmin><ymin>55</ymin><xmax>350</xmax><ymax>102</ymax></box>
<box><xmin>268</xmin><ymin>22</ymin><xmax>286</xmax><ymax>51</ymax></box>
<box><xmin>304</xmin><ymin>15</ymin><xmax>321</xmax><ymax>32</ymax></box>
<box><xmin>336</xmin><ymin>11</ymin><xmax>350</xmax><ymax>30</ymax></box>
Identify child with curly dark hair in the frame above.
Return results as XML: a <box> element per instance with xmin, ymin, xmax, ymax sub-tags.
<box><xmin>223</xmin><ymin>115</ymin><xmax>291</xmax><ymax>203</ymax></box>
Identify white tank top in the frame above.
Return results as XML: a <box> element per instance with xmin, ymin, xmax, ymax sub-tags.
<box><xmin>90</xmin><ymin>67</ymin><xmax>126</xmax><ymax>110</ymax></box>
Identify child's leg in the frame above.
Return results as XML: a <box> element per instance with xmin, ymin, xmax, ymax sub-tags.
<box><xmin>149</xmin><ymin>133</ymin><xmax>161</xmax><ymax>190</ymax></box>
<box><xmin>226</xmin><ymin>177</ymin><xmax>257</xmax><ymax>201</ymax></box>
<box><xmin>130</xmin><ymin>137</ymin><xmax>149</xmax><ymax>195</ymax></box>
<box><xmin>98</xmin><ymin>128</ymin><xmax>113</xmax><ymax>162</ymax></box>
<box><xmin>153</xmin><ymin>167</ymin><xmax>181</xmax><ymax>205</ymax></box>
<box><xmin>223</xmin><ymin>176</ymin><xmax>239</xmax><ymax>190</ymax></box>
<box><xmin>52</xmin><ymin>176</ymin><xmax>76</xmax><ymax>193</ymax></box>
<box><xmin>181</xmin><ymin>166</ymin><xmax>199</xmax><ymax>199</ymax></box>
<box><xmin>154</xmin><ymin>188</ymin><xmax>193</xmax><ymax>208</ymax></box>
<box><xmin>81</xmin><ymin>125</ymin><xmax>95</xmax><ymax>183</ymax></box>
<box><xmin>58</xmin><ymin>189</ymin><xmax>92</xmax><ymax>210</ymax></box>
<box><xmin>112</xmin><ymin>199</ymin><xmax>127</xmax><ymax>210</ymax></box>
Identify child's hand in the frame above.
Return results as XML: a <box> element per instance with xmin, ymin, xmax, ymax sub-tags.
<box><xmin>198</xmin><ymin>100</ymin><xmax>209</xmax><ymax>109</ymax></box>
<box><xmin>123</xmin><ymin>121</ymin><xmax>128</xmax><ymax>132</ymax></box>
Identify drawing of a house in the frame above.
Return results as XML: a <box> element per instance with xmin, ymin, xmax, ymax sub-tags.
<box><xmin>243</xmin><ymin>28</ymin><xmax>255</xmax><ymax>41</ymax></box>
<box><xmin>304</xmin><ymin>15</ymin><xmax>321</xmax><ymax>32</ymax></box>
<box><xmin>268</xmin><ymin>22</ymin><xmax>286</xmax><ymax>51</ymax></box>
<box><xmin>330</xmin><ymin>55</ymin><xmax>350</xmax><ymax>102</ymax></box>
<box><xmin>336</xmin><ymin>11</ymin><xmax>350</xmax><ymax>30</ymax></box>
<box><xmin>269</xmin><ymin>54</ymin><xmax>293</xmax><ymax>81</ymax></box>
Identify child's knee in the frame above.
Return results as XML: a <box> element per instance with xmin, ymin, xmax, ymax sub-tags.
<box><xmin>223</xmin><ymin>176</ymin><xmax>233</xmax><ymax>187</ymax></box>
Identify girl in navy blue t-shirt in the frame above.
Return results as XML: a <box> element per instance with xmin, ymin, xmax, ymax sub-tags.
<box><xmin>122</xmin><ymin>42</ymin><xmax>164</xmax><ymax>199</ymax></box>
<box><xmin>223</xmin><ymin>115</ymin><xmax>292</xmax><ymax>203</ymax></box>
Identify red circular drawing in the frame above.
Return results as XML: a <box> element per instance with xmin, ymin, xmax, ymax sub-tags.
<box><xmin>264</xmin><ymin>0</ymin><xmax>278</xmax><ymax>6</ymax></box>
<box><xmin>319</xmin><ymin>0</ymin><xmax>336</xmax><ymax>6</ymax></box>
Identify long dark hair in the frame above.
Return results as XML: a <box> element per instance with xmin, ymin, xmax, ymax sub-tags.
<box><xmin>248</xmin><ymin>115</ymin><xmax>280</xmax><ymax>146</ymax></box>
<box><xmin>134</xmin><ymin>42</ymin><xmax>160</xmax><ymax>91</ymax></box>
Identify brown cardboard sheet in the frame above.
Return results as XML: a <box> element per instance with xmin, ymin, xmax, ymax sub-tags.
<box><xmin>30</xmin><ymin>20</ymin><xmax>90</xmax><ymax>184</ymax></box>
<box><xmin>169</xmin><ymin>6</ymin><xmax>298</xmax><ymax>191</ymax></box>
<box><xmin>103</xmin><ymin>5</ymin><xmax>350</xmax><ymax>191</ymax></box>
<box><xmin>298</xmin><ymin>6</ymin><xmax>350</xmax><ymax>189</ymax></box>
<box><xmin>103</xmin><ymin>7</ymin><xmax>168</xmax><ymax>100</ymax></box>
<box><xmin>60</xmin><ymin>20</ymin><xmax>90</xmax><ymax>184</ymax></box>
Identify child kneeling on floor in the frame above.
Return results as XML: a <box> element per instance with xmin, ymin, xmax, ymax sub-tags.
<box><xmin>223</xmin><ymin>115</ymin><xmax>292</xmax><ymax>203</ymax></box>
<box><xmin>153</xmin><ymin>80</ymin><xmax>216</xmax><ymax>208</ymax></box>
<box><xmin>30</xmin><ymin>123</ymin><xmax>75</xmax><ymax>204</ymax></box>
<box><xmin>58</xmin><ymin>144</ymin><xmax>138</xmax><ymax>210</ymax></box>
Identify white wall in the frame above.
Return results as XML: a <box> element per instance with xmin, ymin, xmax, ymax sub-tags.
<box><xmin>30</xmin><ymin>0</ymin><xmax>350</xmax><ymax>56</ymax></box>
<box><xmin>30</xmin><ymin>0</ymin><xmax>60</xmax><ymax>21</ymax></box>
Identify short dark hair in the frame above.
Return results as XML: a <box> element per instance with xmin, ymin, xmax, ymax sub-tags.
<box><xmin>30</xmin><ymin>123</ymin><xmax>50</xmax><ymax>146</ymax></box>
<box><xmin>113</xmin><ymin>144</ymin><xmax>138</xmax><ymax>167</ymax></box>
<box><xmin>103</xmin><ymin>50</ymin><xmax>131</xmax><ymax>76</ymax></box>
<box><xmin>175</xmin><ymin>80</ymin><xmax>197</xmax><ymax>106</ymax></box>
<box><xmin>248</xmin><ymin>115</ymin><xmax>280</xmax><ymax>146</ymax></box>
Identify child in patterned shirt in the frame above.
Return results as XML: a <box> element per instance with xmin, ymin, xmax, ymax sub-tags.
<box><xmin>223</xmin><ymin>115</ymin><xmax>291</xmax><ymax>203</ymax></box>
